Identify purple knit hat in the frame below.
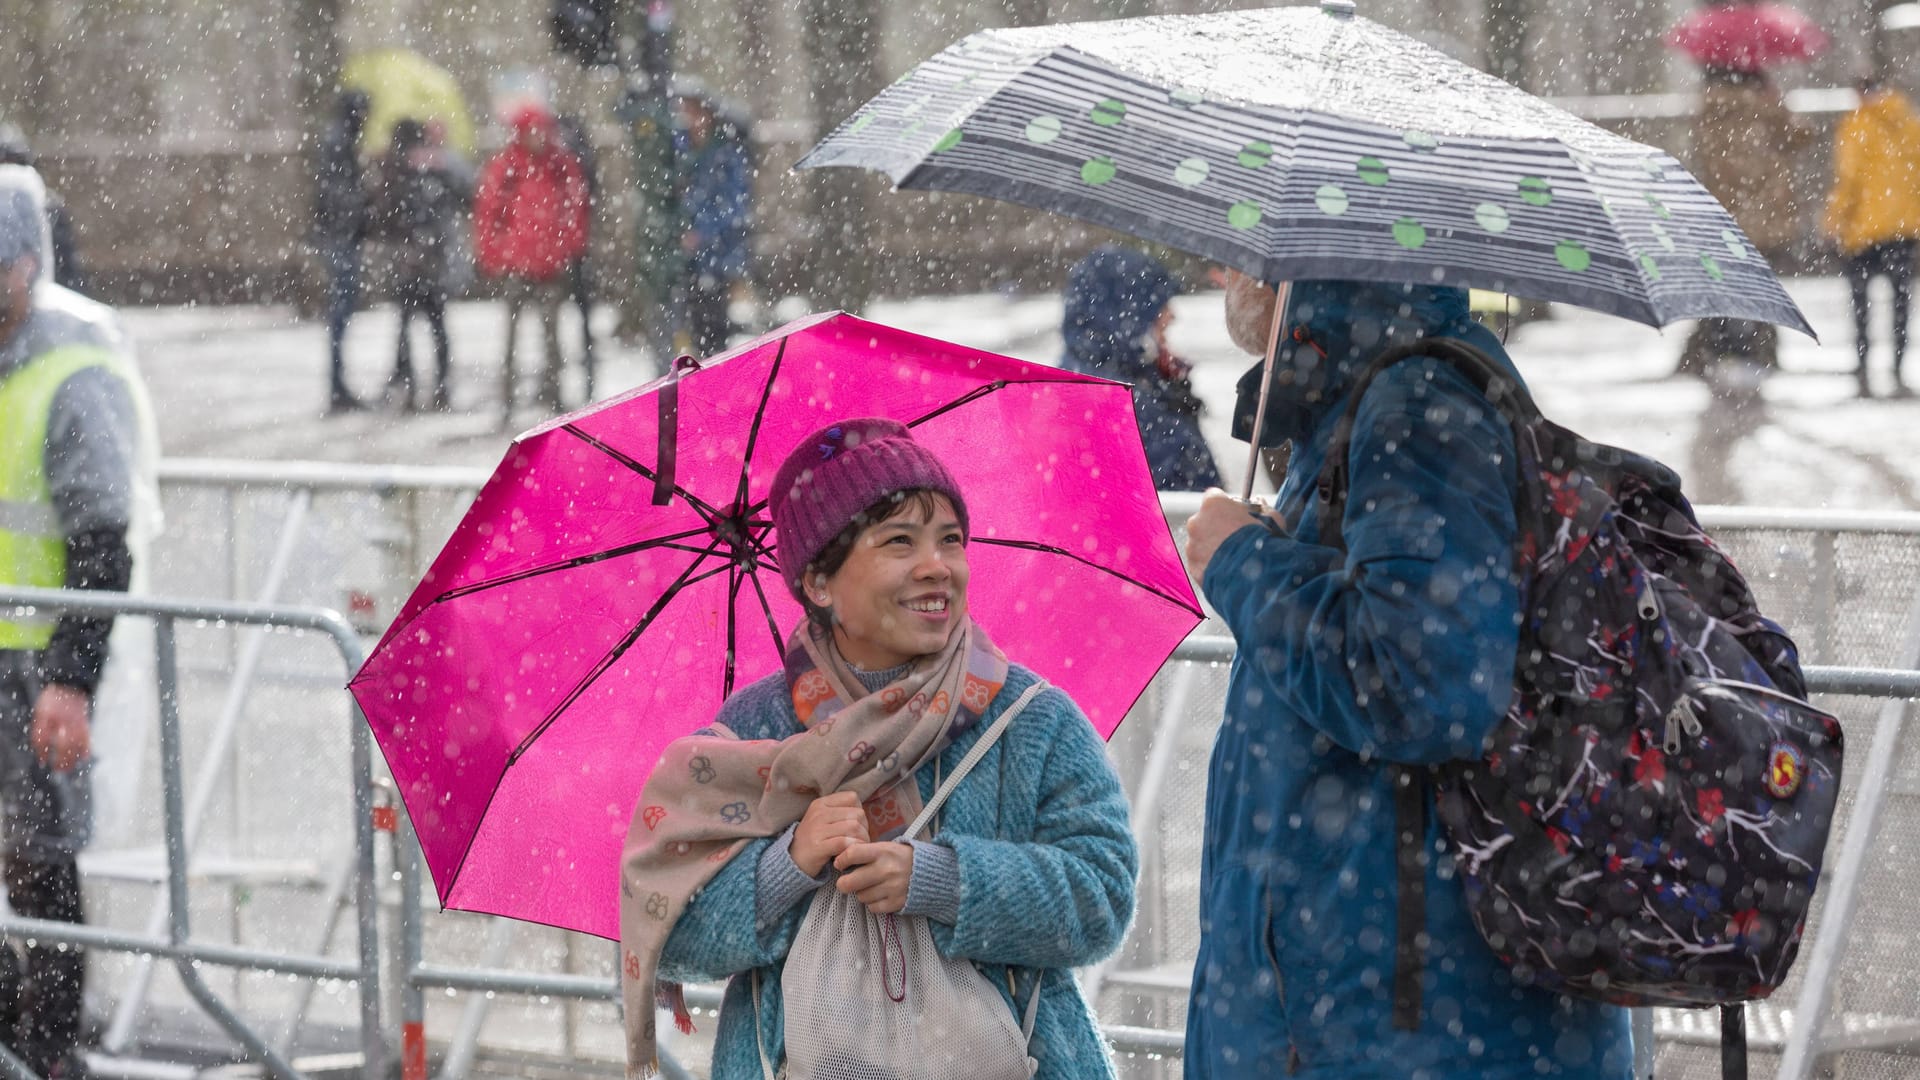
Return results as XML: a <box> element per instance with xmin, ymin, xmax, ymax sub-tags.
<box><xmin>768</xmin><ymin>418</ymin><xmax>969</xmax><ymax>599</ymax></box>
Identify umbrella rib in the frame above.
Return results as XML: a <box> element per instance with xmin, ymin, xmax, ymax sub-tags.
<box><xmin>969</xmin><ymin>536</ymin><xmax>1204</xmax><ymax>617</ymax></box>
<box><xmin>441</xmin><ymin>542</ymin><xmax>731</xmax><ymax>906</ymax></box>
<box><xmin>503</xmin><ymin>549</ymin><xmax>735</xmax><ymax>769</ymax></box>
<box><xmin>745</xmin><ymin>560</ymin><xmax>788</xmax><ymax>659</ymax></box>
<box><xmin>723</xmin><ymin>563</ymin><xmax>745</xmax><ymax>699</ymax></box>
<box><xmin>905</xmin><ymin>379</ymin><xmax>1011</xmax><ymax>428</ymax></box>
<box><xmin>427</xmin><ymin>526</ymin><xmax>715</xmax><ymax>606</ymax></box>
<box><xmin>560</xmin><ymin>424</ymin><xmax>726</xmax><ymax>520</ymax></box>
<box><xmin>731</xmin><ymin>337</ymin><xmax>791</xmax><ymax>512</ymax></box>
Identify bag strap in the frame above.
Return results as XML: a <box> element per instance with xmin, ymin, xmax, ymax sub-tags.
<box><xmin>753</xmin><ymin>968</ymin><xmax>776</xmax><ymax>1080</ymax></box>
<box><xmin>1389</xmin><ymin>764</ymin><xmax>1428</xmax><ymax>1032</ymax></box>
<box><xmin>903</xmin><ymin>680</ymin><xmax>1050</xmax><ymax>842</ymax></box>
<box><xmin>1722</xmin><ymin>1003</ymin><xmax>1747</xmax><ymax>1080</ymax></box>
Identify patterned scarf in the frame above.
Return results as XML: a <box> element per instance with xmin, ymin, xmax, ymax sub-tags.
<box><xmin>619</xmin><ymin>616</ymin><xmax>1009</xmax><ymax>1078</ymax></box>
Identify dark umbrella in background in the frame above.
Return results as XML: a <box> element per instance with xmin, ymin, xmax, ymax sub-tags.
<box><xmin>798</xmin><ymin>0</ymin><xmax>1815</xmax><ymax>497</ymax></box>
<box><xmin>1667</xmin><ymin>2</ymin><xmax>1830</xmax><ymax>73</ymax></box>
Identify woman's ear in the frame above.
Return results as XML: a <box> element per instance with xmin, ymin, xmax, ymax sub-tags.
<box><xmin>806</xmin><ymin>572</ymin><xmax>831</xmax><ymax>607</ymax></box>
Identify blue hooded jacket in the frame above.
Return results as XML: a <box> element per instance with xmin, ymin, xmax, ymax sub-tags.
<box><xmin>1060</xmin><ymin>247</ymin><xmax>1222</xmax><ymax>492</ymax></box>
<box><xmin>1187</xmin><ymin>280</ymin><xmax>1633</xmax><ymax>1078</ymax></box>
<box><xmin>677</xmin><ymin>120</ymin><xmax>752</xmax><ymax>284</ymax></box>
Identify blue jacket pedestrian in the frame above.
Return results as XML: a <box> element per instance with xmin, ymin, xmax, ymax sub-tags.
<box><xmin>1182</xmin><ymin>277</ymin><xmax>1633</xmax><ymax>1078</ymax></box>
<box><xmin>1060</xmin><ymin>246</ymin><xmax>1222</xmax><ymax>492</ymax></box>
<box><xmin>676</xmin><ymin>108</ymin><xmax>752</xmax><ymax>287</ymax></box>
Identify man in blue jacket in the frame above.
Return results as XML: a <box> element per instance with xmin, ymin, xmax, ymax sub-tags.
<box><xmin>1180</xmin><ymin>272</ymin><xmax>1632</xmax><ymax>1078</ymax></box>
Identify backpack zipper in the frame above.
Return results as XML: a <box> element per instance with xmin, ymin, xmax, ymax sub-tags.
<box><xmin>1663</xmin><ymin>696</ymin><xmax>1701</xmax><ymax>755</ymax></box>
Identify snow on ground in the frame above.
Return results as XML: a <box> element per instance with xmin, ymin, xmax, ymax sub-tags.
<box><xmin>125</xmin><ymin>275</ymin><xmax>1920</xmax><ymax>510</ymax></box>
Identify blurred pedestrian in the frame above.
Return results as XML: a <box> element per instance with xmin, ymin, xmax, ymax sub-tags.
<box><xmin>1823</xmin><ymin>75</ymin><xmax>1920</xmax><ymax>399</ymax></box>
<box><xmin>1678</xmin><ymin>65</ymin><xmax>1815</xmax><ymax>378</ymax></box>
<box><xmin>313</xmin><ymin>90</ymin><xmax>373</xmax><ymax>415</ymax></box>
<box><xmin>674</xmin><ymin>86</ymin><xmax>753</xmax><ymax>357</ymax></box>
<box><xmin>473</xmin><ymin>104</ymin><xmax>589</xmax><ymax>425</ymax></box>
<box><xmin>1060</xmin><ymin>246</ymin><xmax>1221</xmax><ymax>491</ymax></box>
<box><xmin>370</xmin><ymin>119</ymin><xmax>471</xmax><ymax>412</ymax></box>
<box><xmin>0</xmin><ymin>130</ymin><xmax>83</xmax><ymax>295</ymax></box>
<box><xmin>555</xmin><ymin>114</ymin><xmax>600</xmax><ymax>399</ymax></box>
<box><xmin>1180</xmin><ymin>273</ymin><xmax>1633</xmax><ymax>1078</ymax></box>
<box><xmin>0</xmin><ymin>165</ymin><xmax>154</xmax><ymax>1080</ymax></box>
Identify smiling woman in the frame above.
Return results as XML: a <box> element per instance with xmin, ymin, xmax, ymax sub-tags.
<box><xmin>616</xmin><ymin>417</ymin><xmax>1138</xmax><ymax>1080</ymax></box>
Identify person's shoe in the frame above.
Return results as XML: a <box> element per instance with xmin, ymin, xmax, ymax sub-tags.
<box><xmin>326</xmin><ymin>392</ymin><xmax>367</xmax><ymax>416</ymax></box>
<box><xmin>1858</xmin><ymin>381</ymin><xmax>1876</xmax><ymax>399</ymax></box>
<box><xmin>429</xmin><ymin>384</ymin><xmax>453</xmax><ymax>413</ymax></box>
<box><xmin>382</xmin><ymin>375</ymin><xmax>417</xmax><ymax>413</ymax></box>
<box><xmin>1890</xmin><ymin>383</ymin><xmax>1916</xmax><ymax>401</ymax></box>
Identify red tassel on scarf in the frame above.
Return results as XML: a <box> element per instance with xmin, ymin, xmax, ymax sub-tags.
<box><xmin>657</xmin><ymin>981</ymin><xmax>696</xmax><ymax>1035</ymax></box>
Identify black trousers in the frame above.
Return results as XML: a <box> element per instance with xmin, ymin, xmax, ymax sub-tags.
<box><xmin>685</xmin><ymin>276</ymin><xmax>732</xmax><ymax>358</ymax></box>
<box><xmin>392</xmin><ymin>277</ymin><xmax>452</xmax><ymax>405</ymax></box>
<box><xmin>2</xmin><ymin>657</ymin><xmax>89</xmax><ymax>1072</ymax></box>
<box><xmin>1846</xmin><ymin>239</ymin><xmax>1916</xmax><ymax>383</ymax></box>
<box><xmin>2</xmin><ymin>855</ymin><xmax>85</xmax><ymax>1072</ymax></box>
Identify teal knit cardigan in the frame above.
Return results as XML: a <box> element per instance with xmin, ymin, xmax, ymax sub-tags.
<box><xmin>657</xmin><ymin>663</ymin><xmax>1139</xmax><ymax>1079</ymax></box>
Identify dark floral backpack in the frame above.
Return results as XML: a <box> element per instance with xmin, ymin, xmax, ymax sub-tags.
<box><xmin>1316</xmin><ymin>338</ymin><xmax>1844</xmax><ymax>1078</ymax></box>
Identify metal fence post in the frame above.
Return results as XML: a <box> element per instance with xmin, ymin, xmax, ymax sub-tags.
<box><xmin>1776</xmin><ymin>580</ymin><xmax>1920</xmax><ymax>1080</ymax></box>
<box><xmin>154</xmin><ymin>616</ymin><xmax>309</xmax><ymax>1080</ymax></box>
<box><xmin>0</xmin><ymin>588</ymin><xmax>385</xmax><ymax>1079</ymax></box>
<box><xmin>398</xmin><ymin>813</ymin><xmax>429</xmax><ymax>1080</ymax></box>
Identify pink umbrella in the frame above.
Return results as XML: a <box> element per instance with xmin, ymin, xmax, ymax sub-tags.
<box><xmin>349</xmin><ymin>312</ymin><xmax>1202</xmax><ymax>939</ymax></box>
<box><xmin>1667</xmin><ymin>2</ymin><xmax>1828</xmax><ymax>71</ymax></box>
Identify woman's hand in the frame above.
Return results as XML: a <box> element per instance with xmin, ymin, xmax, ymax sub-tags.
<box><xmin>834</xmin><ymin>842</ymin><xmax>915</xmax><ymax>915</ymax></box>
<box><xmin>791</xmin><ymin>791</ymin><xmax>870</xmax><ymax>878</ymax></box>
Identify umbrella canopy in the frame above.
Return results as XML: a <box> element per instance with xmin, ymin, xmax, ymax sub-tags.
<box><xmin>341</xmin><ymin>48</ymin><xmax>476</xmax><ymax>156</ymax></box>
<box><xmin>349</xmin><ymin>312</ymin><xmax>1202</xmax><ymax>940</ymax></box>
<box><xmin>798</xmin><ymin>2</ymin><xmax>1813</xmax><ymax>337</ymax></box>
<box><xmin>1667</xmin><ymin>2</ymin><xmax>1829</xmax><ymax>72</ymax></box>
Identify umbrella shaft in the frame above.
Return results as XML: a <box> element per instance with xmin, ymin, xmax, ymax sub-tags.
<box><xmin>1240</xmin><ymin>281</ymin><xmax>1293</xmax><ymax>502</ymax></box>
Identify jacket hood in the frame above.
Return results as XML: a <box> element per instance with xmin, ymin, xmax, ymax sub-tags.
<box><xmin>0</xmin><ymin>164</ymin><xmax>51</xmax><ymax>284</ymax></box>
<box><xmin>1231</xmin><ymin>278</ymin><xmax>1507</xmax><ymax>448</ymax></box>
<box><xmin>1061</xmin><ymin>245</ymin><xmax>1178</xmax><ymax>381</ymax></box>
<box><xmin>507</xmin><ymin>104</ymin><xmax>559</xmax><ymax>141</ymax></box>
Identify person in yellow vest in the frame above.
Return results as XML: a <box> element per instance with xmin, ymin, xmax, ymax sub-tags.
<box><xmin>0</xmin><ymin>164</ymin><xmax>150</xmax><ymax>1078</ymax></box>
<box><xmin>1823</xmin><ymin>76</ymin><xmax>1920</xmax><ymax>399</ymax></box>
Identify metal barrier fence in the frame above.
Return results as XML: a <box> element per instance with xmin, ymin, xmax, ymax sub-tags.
<box><xmin>0</xmin><ymin>588</ymin><xmax>384</xmax><ymax>1080</ymax></box>
<box><xmin>7</xmin><ymin>460</ymin><xmax>1917</xmax><ymax>1079</ymax></box>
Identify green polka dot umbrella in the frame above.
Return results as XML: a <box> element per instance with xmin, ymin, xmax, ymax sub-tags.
<box><xmin>796</xmin><ymin>1</ymin><xmax>1812</xmax><ymax>336</ymax></box>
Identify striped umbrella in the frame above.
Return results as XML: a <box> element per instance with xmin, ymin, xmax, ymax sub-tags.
<box><xmin>797</xmin><ymin>0</ymin><xmax>1813</xmax><ymax>338</ymax></box>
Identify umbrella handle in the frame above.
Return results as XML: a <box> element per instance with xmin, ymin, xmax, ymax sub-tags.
<box><xmin>1239</xmin><ymin>281</ymin><xmax>1294</xmax><ymax>502</ymax></box>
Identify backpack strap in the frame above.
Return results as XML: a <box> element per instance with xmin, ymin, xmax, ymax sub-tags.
<box><xmin>1390</xmin><ymin>764</ymin><xmax>1428</xmax><ymax>1032</ymax></box>
<box><xmin>1313</xmin><ymin>337</ymin><xmax>1532</xmax><ymax>1034</ymax></box>
<box><xmin>1315</xmin><ymin>336</ymin><xmax>1539</xmax><ymax>554</ymax></box>
<box><xmin>904</xmin><ymin>679</ymin><xmax>1049</xmax><ymax>841</ymax></box>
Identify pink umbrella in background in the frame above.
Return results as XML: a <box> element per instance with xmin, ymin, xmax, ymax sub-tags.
<box><xmin>348</xmin><ymin>312</ymin><xmax>1203</xmax><ymax>940</ymax></box>
<box><xmin>1667</xmin><ymin>2</ymin><xmax>1829</xmax><ymax>72</ymax></box>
